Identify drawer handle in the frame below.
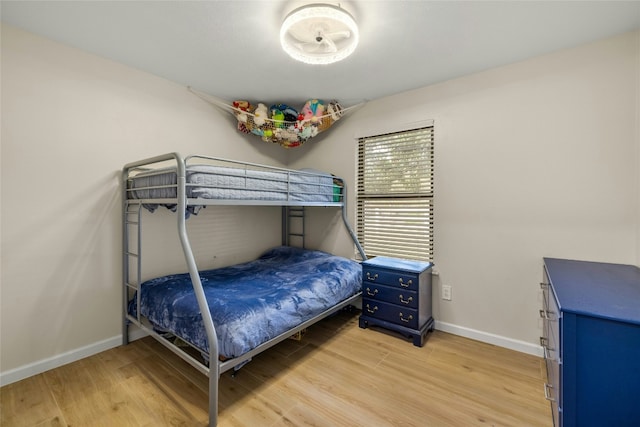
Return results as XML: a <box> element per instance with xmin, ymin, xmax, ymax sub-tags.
<box><xmin>398</xmin><ymin>278</ymin><xmax>413</xmax><ymax>288</ymax></box>
<box><xmin>366</xmin><ymin>287</ymin><xmax>379</xmax><ymax>297</ymax></box>
<box><xmin>543</xmin><ymin>383</ymin><xmax>556</xmax><ymax>402</ymax></box>
<box><xmin>365</xmin><ymin>304</ymin><xmax>378</xmax><ymax>314</ymax></box>
<box><xmin>539</xmin><ymin>337</ymin><xmax>555</xmax><ymax>359</ymax></box>
<box><xmin>543</xmin><ymin>346</ymin><xmax>555</xmax><ymax>360</ymax></box>
<box><xmin>539</xmin><ymin>309</ymin><xmax>555</xmax><ymax>321</ymax></box>
<box><xmin>366</xmin><ymin>272</ymin><xmax>379</xmax><ymax>281</ymax></box>
<box><xmin>399</xmin><ymin>295</ymin><xmax>413</xmax><ymax>305</ymax></box>
<box><xmin>399</xmin><ymin>312</ymin><xmax>413</xmax><ymax>322</ymax></box>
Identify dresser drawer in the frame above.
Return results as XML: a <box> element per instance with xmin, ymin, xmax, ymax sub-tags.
<box><xmin>362</xmin><ymin>299</ymin><xmax>419</xmax><ymax>329</ymax></box>
<box><xmin>545</xmin><ymin>289</ymin><xmax>561</xmax><ymax>427</ymax></box>
<box><xmin>544</xmin><ymin>357</ymin><xmax>560</xmax><ymax>427</ymax></box>
<box><xmin>541</xmin><ymin>313</ymin><xmax>559</xmax><ymax>360</ymax></box>
<box><xmin>540</xmin><ymin>283</ymin><xmax>560</xmax><ymax>356</ymax></box>
<box><xmin>363</xmin><ymin>267</ymin><xmax>419</xmax><ymax>291</ymax></box>
<box><xmin>544</xmin><ymin>290</ymin><xmax>560</xmax><ymax>359</ymax></box>
<box><xmin>363</xmin><ymin>283</ymin><xmax>418</xmax><ymax>309</ymax></box>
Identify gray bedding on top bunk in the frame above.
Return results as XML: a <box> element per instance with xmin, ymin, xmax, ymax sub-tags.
<box><xmin>128</xmin><ymin>164</ymin><xmax>338</xmax><ymax>203</ymax></box>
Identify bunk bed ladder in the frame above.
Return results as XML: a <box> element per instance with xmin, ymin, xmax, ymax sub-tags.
<box><xmin>283</xmin><ymin>206</ymin><xmax>305</xmax><ymax>248</ymax></box>
<box><xmin>122</xmin><ymin>200</ymin><xmax>143</xmax><ymax>345</ymax></box>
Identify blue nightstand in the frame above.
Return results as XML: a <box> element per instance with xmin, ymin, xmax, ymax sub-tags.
<box><xmin>359</xmin><ymin>256</ymin><xmax>434</xmax><ymax>346</ymax></box>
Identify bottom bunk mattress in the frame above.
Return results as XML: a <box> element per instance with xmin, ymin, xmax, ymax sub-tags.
<box><xmin>130</xmin><ymin>246</ymin><xmax>361</xmax><ymax>359</ymax></box>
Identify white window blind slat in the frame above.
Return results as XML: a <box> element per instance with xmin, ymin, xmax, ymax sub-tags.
<box><xmin>357</xmin><ymin>126</ymin><xmax>434</xmax><ymax>262</ymax></box>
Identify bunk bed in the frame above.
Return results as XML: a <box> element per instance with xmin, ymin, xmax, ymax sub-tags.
<box><xmin>122</xmin><ymin>153</ymin><xmax>366</xmax><ymax>427</ymax></box>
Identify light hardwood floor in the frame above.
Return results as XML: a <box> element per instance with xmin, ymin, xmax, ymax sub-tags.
<box><xmin>1</xmin><ymin>310</ymin><xmax>552</xmax><ymax>426</ymax></box>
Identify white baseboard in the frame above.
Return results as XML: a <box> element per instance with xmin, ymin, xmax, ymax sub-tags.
<box><xmin>0</xmin><ymin>336</ymin><xmax>121</xmax><ymax>387</ymax></box>
<box><xmin>0</xmin><ymin>328</ymin><xmax>149</xmax><ymax>387</ymax></box>
<box><xmin>434</xmin><ymin>320</ymin><xmax>544</xmax><ymax>357</ymax></box>
<box><xmin>1</xmin><ymin>321</ymin><xmax>539</xmax><ymax>387</ymax></box>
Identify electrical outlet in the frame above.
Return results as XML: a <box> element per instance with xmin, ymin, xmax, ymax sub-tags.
<box><xmin>442</xmin><ymin>284</ymin><xmax>452</xmax><ymax>301</ymax></box>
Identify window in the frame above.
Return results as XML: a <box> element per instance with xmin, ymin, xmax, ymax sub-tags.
<box><xmin>357</xmin><ymin>125</ymin><xmax>434</xmax><ymax>262</ymax></box>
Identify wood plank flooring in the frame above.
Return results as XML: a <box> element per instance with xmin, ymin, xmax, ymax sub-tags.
<box><xmin>1</xmin><ymin>310</ymin><xmax>552</xmax><ymax>426</ymax></box>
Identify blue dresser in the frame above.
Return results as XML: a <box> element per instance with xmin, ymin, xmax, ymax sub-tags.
<box><xmin>541</xmin><ymin>258</ymin><xmax>640</xmax><ymax>427</ymax></box>
<box><xmin>359</xmin><ymin>256</ymin><xmax>434</xmax><ymax>346</ymax></box>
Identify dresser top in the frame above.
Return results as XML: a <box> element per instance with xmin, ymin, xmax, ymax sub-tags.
<box><xmin>543</xmin><ymin>258</ymin><xmax>640</xmax><ymax>325</ymax></box>
<box><xmin>362</xmin><ymin>256</ymin><xmax>433</xmax><ymax>274</ymax></box>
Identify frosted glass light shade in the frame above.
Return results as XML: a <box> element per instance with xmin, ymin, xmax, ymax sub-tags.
<box><xmin>280</xmin><ymin>4</ymin><xmax>359</xmax><ymax>65</ymax></box>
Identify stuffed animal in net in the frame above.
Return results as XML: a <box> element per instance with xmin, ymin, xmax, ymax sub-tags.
<box><xmin>232</xmin><ymin>100</ymin><xmax>254</xmax><ymax>133</ymax></box>
<box><xmin>300</xmin><ymin>99</ymin><xmax>326</xmax><ymax>124</ymax></box>
<box><xmin>271</xmin><ymin>104</ymin><xmax>298</xmax><ymax>123</ymax></box>
<box><xmin>231</xmin><ymin>98</ymin><xmax>343</xmax><ymax>147</ymax></box>
<box><xmin>253</xmin><ymin>103</ymin><xmax>269</xmax><ymax>126</ymax></box>
<box><xmin>318</xmin><ymin>101</ymin><xmax>343</xmax><ymax>132</ymax></box>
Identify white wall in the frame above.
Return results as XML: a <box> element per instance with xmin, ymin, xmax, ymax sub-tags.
<box><xmin>292</xmin><ymin>30</ymin><xmax>640</xmax><ymax>353</ymax></box>
<box><xmin>2</xmin><ymin>23</ymin><xmax>638</xmax><ymax>385</ymax></box>
<box><xmin>0</xmin><ymin>25</ymin><xmax>288</xmax><ymax>383</ymax></box>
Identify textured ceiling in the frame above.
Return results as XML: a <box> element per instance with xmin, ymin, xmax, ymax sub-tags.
<box><xmin>2</xmin><ymin>1</ymin><xmax>639</xmax><ymax>107</ymax></box>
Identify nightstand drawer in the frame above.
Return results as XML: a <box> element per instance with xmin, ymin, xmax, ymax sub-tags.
<box><xmin>363</xmin><ymin>267</ymin><xmax>419</xmax><ymax>291</ymax></box>
<box><xmin>362</xmin><ymin>299</ymin><xmax>419</xmax><ymax>329</ymax></box>
<box><xmin>363</xmin><ymin>283</ymin><xmax>418</xmax><ymax>309</ymax></box>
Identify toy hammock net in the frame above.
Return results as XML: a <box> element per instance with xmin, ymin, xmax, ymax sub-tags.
<box><xmin>189</xmin><ymin>88</ymin><xmax>364</xmax><ymax>148</ymax></box>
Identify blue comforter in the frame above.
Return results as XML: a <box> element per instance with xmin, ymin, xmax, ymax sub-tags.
<box><xmin>133</xmin><ymin>246</ymin><xmax>361</xmax><ymax>358</ymax></box>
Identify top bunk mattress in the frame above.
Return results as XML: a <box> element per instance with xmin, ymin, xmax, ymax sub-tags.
<box><xmin>127</xmin><ymin>163</ymin><xmax>342</xmax><ymax>204</ymax></box>
<box><xmin>129</xmin><ymin>246</ymin><xmax>362</xmax><ymax>359</ymax></box>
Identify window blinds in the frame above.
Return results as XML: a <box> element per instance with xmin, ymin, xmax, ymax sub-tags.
<box><xmin>357</xmin><ymin>126</ymin><xmax>434</xmax><ymax>262</ymax></box>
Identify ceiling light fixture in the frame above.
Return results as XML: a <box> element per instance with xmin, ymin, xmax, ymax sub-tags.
<box><xmin>280</xmin><ymin>3</ymin><xmax>359</xmax><ymax>65</ymax></box>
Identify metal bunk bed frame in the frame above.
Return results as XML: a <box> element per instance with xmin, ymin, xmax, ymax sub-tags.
<box><xmin>122</xmin><ymin>152</ymin><xmax>366</xmax><ymax>427</ymax></box>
